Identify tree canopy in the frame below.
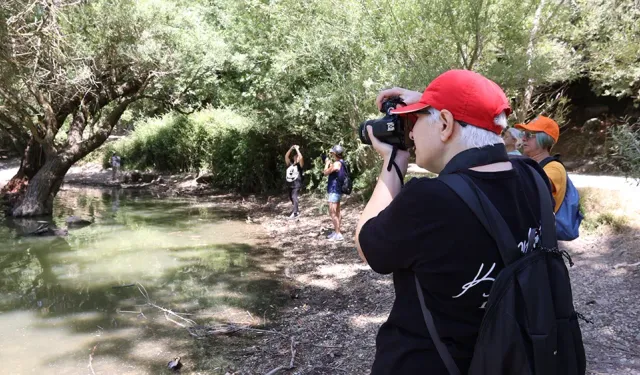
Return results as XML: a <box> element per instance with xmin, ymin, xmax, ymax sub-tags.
<box><xmin>1</xmin><ymin>0</ymin><xmax>639</xmax><ymax>213</ymax></box>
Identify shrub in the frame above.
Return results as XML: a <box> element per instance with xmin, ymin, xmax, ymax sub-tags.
<box><xmin>105</xmin><ymin>108</ymin><xmax>286</xmax><ymax>192</ymax></box>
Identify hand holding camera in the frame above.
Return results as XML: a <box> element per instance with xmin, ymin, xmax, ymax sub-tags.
<box><xmin>358</xmin><ymin>89</ymin><xmax>416</xmax><ymax>182</ymax></box>
<box><xmin>375</xmin><ymin>87</ymin><xmax>422</xmax><ymax>111</ymax></box>
<box><xmin>365</xmin><ymin>125</ymin><xmax>409</xmax><ymax>165</ymax></box>
<box><xmin>359</xmin><ymin>96</ymin><xmax>415</xmax><ymax>151</ymax></box>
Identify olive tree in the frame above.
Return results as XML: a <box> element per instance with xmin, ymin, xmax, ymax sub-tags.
<box><xmin>0</xmin><ymin>0</ymin><xmax>226</xmax><ymax>216</ymax></box>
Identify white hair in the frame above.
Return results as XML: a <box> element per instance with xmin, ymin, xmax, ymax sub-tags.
<box><xmin>427</xmin><ymin>108</ymin><xmax>507</xmax><ymax>148</ymax></box>
<box><xmin>506</xmin><ymin>127</ymin><xmax>524</xmax><ymax>148</ymax></box>
<box><xmin>506</xmin><ymin>127</ymin><xmax>522</xmax><ymax>139</ymax></box>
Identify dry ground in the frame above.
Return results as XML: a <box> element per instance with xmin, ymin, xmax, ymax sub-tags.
<box><xmin>230</xmin><ymin>191</ymin><xmax>640</xmax><ymax>375</ymax></box>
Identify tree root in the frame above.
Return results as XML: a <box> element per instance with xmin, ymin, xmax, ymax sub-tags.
<box><xmin>613</xmin><ymin>261</ymin><xmax>640</xmax><ymax>269</ymax></box>
<box><xmin>264</xmin><ymin>336</ymin><xmax>296</xmax><ymax>375</ymax></box>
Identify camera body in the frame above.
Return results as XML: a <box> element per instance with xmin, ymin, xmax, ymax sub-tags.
<box><xmin>358</xmin><ymin>97</ymin><xmax>415</xmax><ymax>150</ymax></box>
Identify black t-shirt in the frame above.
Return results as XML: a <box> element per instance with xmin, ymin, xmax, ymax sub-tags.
<box><xmin>359</xmin><ymin>158</ymin><xmax>551</xmax><ymax>374</ymax></box>
<box><xmin>287</xmin><ymin>163</ymin><xmax>303</xmax><ymax>188</ymax></box>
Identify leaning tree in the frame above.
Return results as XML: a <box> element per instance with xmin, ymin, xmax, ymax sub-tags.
<box><xmin>0</xmin><ymin>0</ymin><xmax>225</xmax><ymax>216</ymax></box>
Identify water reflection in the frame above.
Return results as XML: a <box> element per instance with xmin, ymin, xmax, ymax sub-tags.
<box><xmin>0</xmin><ymin>187</ymin><xmax>286</xmax><ymax>374</ymax></box>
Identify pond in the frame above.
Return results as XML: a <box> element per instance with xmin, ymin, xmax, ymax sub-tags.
<box><xmin>0</xmin><ymin>187</ymin><xmax>287</xmax><ymax>374</ymax></box>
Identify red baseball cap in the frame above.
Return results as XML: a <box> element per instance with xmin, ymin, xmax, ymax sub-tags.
<box><xmin>390</xmin><ymin>70</ymin><xmax>511</xmax><ymax>135</ymax></box>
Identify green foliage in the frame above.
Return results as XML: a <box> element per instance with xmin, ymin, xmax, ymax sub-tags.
<box><xmin>5</xmin><ymin>0</ymin><xmax>640</xmax><ymax>197</ymax></box>
<box><xmin>567</xmin><ymin>0</ymin><xmax>640</xmax><ymax>98</ymax></box>
<box><xmin>106</xmin><ymin>108</ymin><xmax>285</xmax><ymax>192</ymax></box>
<box><xmin>608</xmin><ymin>121</ymin><xmax>640</xmax><ymax>180</ymax></box>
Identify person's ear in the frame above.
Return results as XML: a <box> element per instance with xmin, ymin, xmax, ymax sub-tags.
<box><xmin>439</xmin><ymin>109</ymin><xmax>455</xmax><ymax>142</ymax></box>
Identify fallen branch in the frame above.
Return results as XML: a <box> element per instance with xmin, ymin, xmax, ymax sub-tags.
<box><xmin>88</xmin><ymin>345</ymin><xmax>97</xmax><ymax>375</ymax></box>
<box><xmin>310</xmin><ymin>366</ymin><xmax>348</xmax><ymax>373</ymax></box>
<box><xmin>165</xmin><ymin>311</ymin><xmax>188</xmax><ymax>328</ymax></box>
<box><xmin>311</xmin><ymin>344</ymin><xmax>343</xmax><ymax>349</ymax></box>
<box><xmin>289</xmin><ymin>336</ymin><xmax>296</xmax><ymax>368</ymax></box>
<box><xmin>136</xmin><ymin>283</ymin><xmax>196</xmax><ymax>327</ymax></box>
<box><xmin>132</xmin><ymin>283</ymin><xmax>285</xmax><ymax>339</ymax></box>
<box><xmin>111</xmin><ymin>283</ymin><xmax>136</xmax><ymax>289</ymax></box>
<box><xmin>264</xmin><ymin>366</ymin><xmax>286</xmax><ymax>375</ymax></box>
<box><xmin>187</xmin><ymin>324</ymin><xmax>285</xmax><ymax>338</ymax></box>
<box><xmin>613</xmin><ymin>261</ymin><xmax>640</xmax><ymax>269</ymax></box>
<box><xmin>116</xmin><ymin>308</ymin><xmax>142</xmax><ymax>314</ymax></box>
<box><xmin>264</xmin><ymin>336</ymin><xmax>296</xmax><ymax>375</ymax></box>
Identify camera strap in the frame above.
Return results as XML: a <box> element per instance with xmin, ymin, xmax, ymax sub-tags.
<box><xmin>439</xmin><ymin>143</ymin><xmax>509</xmax><ymax>175</ymax></box>
<box><xmin>387</xmin><ymin>146</ymin><xmax>405</xmax><ymax>186</ymax></box>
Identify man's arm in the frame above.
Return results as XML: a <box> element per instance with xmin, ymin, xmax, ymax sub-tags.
<box><xmin>355</xmin><ymin>127</ymin><xmax>409</xmax><ymax>264</ymax></box>
<box><xmin>323</xmin><ymin>158</ymin><xmax>335</xmax><ymax>175</ymax></box>
<box><xmin>295</xmin><ymin>147</ymin><xmax>304</xmax><ymax>168</ymax></box>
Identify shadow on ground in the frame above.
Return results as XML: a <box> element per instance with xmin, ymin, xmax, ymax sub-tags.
<box><xmin>562</xmin><ymin>228</ymin><xmax>640</xmax><ymax>374</ymax></box>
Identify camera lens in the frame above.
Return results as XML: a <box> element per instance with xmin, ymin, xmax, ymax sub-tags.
<box><xmin>359</xmin><ymin>121</ymin><xmax>372</xmax><ymax>145</ymax></box>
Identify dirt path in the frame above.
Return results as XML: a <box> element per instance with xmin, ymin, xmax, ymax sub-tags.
<box><xmin>228</xmin><ymin>195</ymin><xmax>390</xmax><ymax>374</ymax></box>
<box><xmin>0</xmin><ymin>160</ymin><xmax>203</xmax><ymax>195</ymax></box>
<box><xmin>408</xmin><ymin>163</ymin><xmax>640</xmax><ymax>191</ymax></box>
<box><xmin>563</xmin><ymin>234</ymin><xmax>640</xmax><ymax>374</ymax></box>
<box><xmin>230</xmin><ymin>194</ymin><xmax>640</xmax><ymax>375</ymax></box>
<box><xmin>569</xmin><ymin>174</ymin><xmax>640</xmax><ymax>191</ymax></box>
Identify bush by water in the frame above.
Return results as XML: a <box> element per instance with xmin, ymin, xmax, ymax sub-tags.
<box><xmin>104</xmin><ymin>108</ymin><xmax>285</xmax><ymax>193</ymax></box>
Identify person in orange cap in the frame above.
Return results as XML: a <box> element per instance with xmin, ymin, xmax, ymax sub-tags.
<box><xmin>516</xmin><ymin>116</ymin><xmax>566</xmax><ymax>212</ymax></box>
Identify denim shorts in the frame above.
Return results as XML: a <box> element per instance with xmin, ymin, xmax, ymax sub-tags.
<box><xmin>328</xmin><ymin>192</ymin><xmax>342</xmax><ymax>203</ymax></box>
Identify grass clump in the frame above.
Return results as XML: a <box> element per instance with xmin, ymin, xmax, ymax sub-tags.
<box><xmin>582</xmin><ymin>212</ymin><xmax>630</xmax><ymax>234</ymax></box>
<box><xmin>579</xmin><ymin>187</ymin><xmax>633</xmax><ymax>234</ymax></box>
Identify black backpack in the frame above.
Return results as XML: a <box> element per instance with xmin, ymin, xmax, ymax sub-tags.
<box><xmin>415</xmin><ymin>167</ymin><xmax>586</xmax><ymax>375</ymax></box>
<box><xmin>338</xmin><ymin>160</ymin><xmax>353</xmax><ymax>195</ymax></box>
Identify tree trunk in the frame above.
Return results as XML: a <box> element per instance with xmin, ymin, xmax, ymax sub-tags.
<box><xmin>1</xmin><ymin>139</ymin><xmax>46</xmax><ymax>215</ymax></box>
<box><xmin>11</xmin><ymin>156</ymin><xmax>71</xmax><ymax>217</ymax></box>
<box><xmin>1</xmin><ymin>138</ymin><xmax>45</xmax><ymax>194</ymax></box>
<box><xmin>519</xmin><ymin>0</ymin><xmax>547</xmax><ymax>122</ymax></box>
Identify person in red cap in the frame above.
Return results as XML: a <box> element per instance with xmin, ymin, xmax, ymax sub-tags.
<box><xmin>516</xmin><ymin>116</ymin><xmax>566</xmax><ymax>212</ymax></box>
<box><xmin>354</xmin><ymin>70</ymin><xmax>553</xmax><ymax>374</ymax></box>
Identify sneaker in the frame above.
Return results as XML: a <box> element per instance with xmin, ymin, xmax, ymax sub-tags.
<box><xmin>329</xmin><ymin>233</ymin><xmax>344</xmax><ymax>241</ymax></box>
<box><xmin>288</xmin><ymin>212</ymin><xmax>298</xmax><ymax>219</ymax></box>
<box><xmin>327</xmin><ymin>232</ymin><xmax>336</xmax><ymax>239</ymax></box>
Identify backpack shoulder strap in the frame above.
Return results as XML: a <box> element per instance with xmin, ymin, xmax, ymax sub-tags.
<box><xmin>526</xmin><ymin>165</ymin><xmax>557</xmax><ymax>248</ymax></box>
<box><xmin>341</xmin><ymin>160</ymin><xmax>349</xmax><ymax>173</ymax></box>
<box><xmin>414</xmin><ymin>275</ymin><xmax>461</xmax><ymax>375</ymax></box>
<box><xmin>439</xmin><ymin>173</ymin><xmax>521</xmax><ymax>265</ymax></box>
<box><xmin>412</xmin><ymin>173</ymin><xmax>520</xmax><ymax>375</ymax></box>
<box><xmin>539</xmin><ymin>156</ymin><xmax>560</xmax><ymax>169</ymax></box>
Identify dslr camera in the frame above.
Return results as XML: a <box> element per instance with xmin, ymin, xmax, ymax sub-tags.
<box><xmin>358</xmin><ymin>97</ymin><xmax>415</xmax><ymax>150</ymax></box>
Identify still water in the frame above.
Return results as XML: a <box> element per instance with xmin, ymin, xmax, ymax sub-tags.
<box><xmin>0</xmin><ymin>187</ymin><xmax>285</xmax><ymax>374</ymax></box>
